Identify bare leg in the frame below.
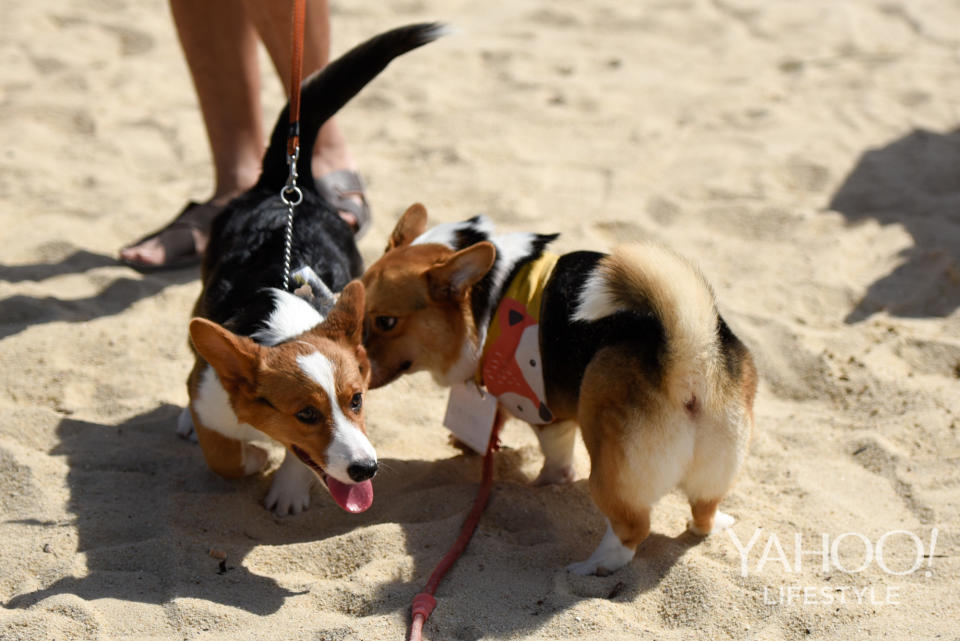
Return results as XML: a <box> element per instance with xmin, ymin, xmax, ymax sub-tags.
<box><xmin>121</xmin><ymin>0</ymin><xmax>265</xmax><ymax>267</ymax></box>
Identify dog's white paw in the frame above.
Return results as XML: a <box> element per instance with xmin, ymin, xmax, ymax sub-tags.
<box><xmin>687</xmin><ymin>510</ymin><xmax>735</xmax><ymax>536</ymax></box>
<box><xmin>533</xmin><ymin>464</ymin><xmax>575</xmax><ymax>486</ymax></box>
<box><xmin>712</xmin><ymin>511</ymin><xmax>736</xmax><ymax>531</ymax></box>
<box><xmin>264</xmin><ymin>451</ymin><xmax>315</xmax><ymax>516</ymax></box>
<box><xmin>566</xmin><ymin>521</ymin><xmax>635</xmax><ymax>576</ymax></box>
<box><xmin>176</xmin><ymin>408</ymin><xmax>198</xmax><ymax>443</ymax></box>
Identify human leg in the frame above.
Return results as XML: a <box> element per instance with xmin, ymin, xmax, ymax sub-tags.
<box><xmin>121</xmin><ymin>0</ymin><xmax>265</xmax><ymax>268</ymax></box>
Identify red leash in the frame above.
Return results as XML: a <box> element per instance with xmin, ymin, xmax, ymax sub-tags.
<box><xmin>408</xmin><ymin>409</ymin><xmax>506</xmax><ymax>641</ymax></box>
<box><xmin>284</xmin><ymin>7</ymin><xmax>501</xmax><ymax>636</ymax></box>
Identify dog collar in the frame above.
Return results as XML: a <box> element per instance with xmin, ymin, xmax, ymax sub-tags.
<box><xmin>478</xmin><ymin>251</ymin><xmax>559</xmax><ymax>425</ymax></box>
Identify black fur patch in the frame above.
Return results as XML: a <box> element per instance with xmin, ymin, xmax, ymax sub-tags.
<box><xmin>539</xmin><ymin>252</ymin><xmax>667</xmax><ymax>407</ymax></box>
<box><xmin>717</xmin><ymin>316</ymin><xmax>748</xmax><ymax>379</ymax></box>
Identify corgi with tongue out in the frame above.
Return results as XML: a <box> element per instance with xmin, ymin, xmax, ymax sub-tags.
<box><xmin>187</xmin><ymin>281</ymin><xmax>378</xmax><ymax>516</ymax></box>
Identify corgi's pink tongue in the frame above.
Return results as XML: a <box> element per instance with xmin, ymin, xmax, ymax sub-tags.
<box><xmin>326</xmin><ymin>477</ymin><xmax>373</xmax><ymax>513</ymax></box>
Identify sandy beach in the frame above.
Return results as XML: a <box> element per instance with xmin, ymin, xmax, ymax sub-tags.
<box><xmin>1</xmin><ymin>0</ymin><xmax>958</xmax><ymax>639</ymax></box>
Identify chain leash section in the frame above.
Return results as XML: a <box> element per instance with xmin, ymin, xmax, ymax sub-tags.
<box><xmin>280</xmin><ymin>145</ymin><xmax>303</xmax><ymax>290</ymax></box>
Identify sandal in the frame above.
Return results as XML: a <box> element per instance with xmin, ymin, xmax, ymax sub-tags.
<box><xmin>315</xmin><ymin>170</ymin><xmax>372</xmax><ymax>239</ymax></box>
<box><xmin>119</xmin><ymin>201</ymin><xmax>223</xmax><ymax>272</ymax></box>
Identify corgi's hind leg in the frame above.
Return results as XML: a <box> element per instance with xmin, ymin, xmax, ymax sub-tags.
<box><xmin>568</xmin><ymin>348</ymin><xmax>694</xmax><ymax>575</ymax></box>
<box><xmin>681</xmin><ymin>412</ymin><xmax>750</xmax><ymax>536</ymax></box>
<box><xmin>194</xmin><ymin>421</ymin><xmax>268</xmax><ymax>479</ymax></box>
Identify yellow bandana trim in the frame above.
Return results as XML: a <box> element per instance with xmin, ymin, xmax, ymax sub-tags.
<box><xmin>477</xmin><ymin>251</ymin><xmax>559</xmax><ymax>386</ymax></box>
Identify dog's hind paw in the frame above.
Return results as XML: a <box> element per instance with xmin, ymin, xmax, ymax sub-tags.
<box><xmin>687</xmin><ymin>510</ymin><xmax>735</xmax><ymax>536</ymax></box>
<box><xmin>176</xmin><ymin>408</ymin><xmax>198</xmax><ymax>443</ymax></box>
<box><xmin>566</xmin><ymin>521</ymin><xmax>635</xmax><ymax>576</ymax></box>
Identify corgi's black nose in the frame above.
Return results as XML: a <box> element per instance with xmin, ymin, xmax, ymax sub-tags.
<box><xmin>348</xmin><ymin>460</ymin><xmax>378</xmax><ymax>482</ymax></box>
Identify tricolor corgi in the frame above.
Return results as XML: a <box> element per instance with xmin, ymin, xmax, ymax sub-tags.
<box><xmin>179</xmin><ymin>24</ymin><xmax>446</xmax><ymax>516</ymax></box>
<box><xmin>361</xmin><ymin>204</ymin><xmax>757</xmax><ymax>574</ymax></box>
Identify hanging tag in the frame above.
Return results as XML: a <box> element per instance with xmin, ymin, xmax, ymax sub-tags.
<box><xmin>443</xmin><ymin>381</ymin><xmax>498</xmax><ymax>454</ymax></box>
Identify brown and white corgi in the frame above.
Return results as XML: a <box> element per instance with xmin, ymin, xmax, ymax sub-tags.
<box><xmin>361</xmin><ymin>204</ymin><xmax>757</xmax><ymax>575</ymax></box>
<box><xmin>185</xmin><ymin>283</ymin><xmax>377</xmax><ymax>516</ymax></box>
<box><xmin>178</xmin><ymin>24</ymin><xmax>446</xmax><ymax>516</ymax></box>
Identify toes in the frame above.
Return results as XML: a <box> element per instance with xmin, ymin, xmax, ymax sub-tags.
<box><xmin>264</xmin><ymin>490</ymin><xmax>310</xmax><ymax>516</ymax></box>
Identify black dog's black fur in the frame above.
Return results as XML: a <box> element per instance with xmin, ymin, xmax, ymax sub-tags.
<box><xmin>194</xmin><ymin>23</ymin><xmax>445</xmax><ymax>338</ymax></box>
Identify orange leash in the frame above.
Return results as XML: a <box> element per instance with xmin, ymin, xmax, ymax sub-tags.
<box><xmin>280</xmin><ymin>0</ymin><xmax>306</xmax><ymax>290</ymax></box>
<box><xmin>287</xmin><ymin>0</ymin><xmax>306</xmax><ymax>158</ymax></box>
<box><xmin>408</xmin><ymin>409</ymin><xmax>506</xmax><ymax>641</ymax></box>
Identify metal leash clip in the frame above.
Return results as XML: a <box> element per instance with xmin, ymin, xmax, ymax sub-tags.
<box><xmin>280</xmin><ymin>145</ymin><xmax>303</xmax><ymax>290</ymax></box>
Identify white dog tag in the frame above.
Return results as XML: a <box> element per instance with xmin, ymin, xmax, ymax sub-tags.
<box><xmin>443</xmin><ymin>380</ymin><xmax>498</xmax><ymax>454</ymax></box>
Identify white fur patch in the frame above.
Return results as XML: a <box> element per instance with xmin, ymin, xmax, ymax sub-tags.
<box><xmin>435</xmin><ymin>339</ymin><xmax>482</xmax><ymax>387</ymax></box>
<box><xmin>251</xmin><ymin>289</ymin><xmax>324</xmax><ymax>346</ymax></box>
<box><xmin>572</xmin><ymin>267</ymin><xmax>619</xmax><ymax>323</ymax></box>
<box><xmin>487</xmin><ymin>232</ymin><xmax>536</xmax><ymax>296</ymax></box>
<box><xmin>192</xmin><ymin>366</ymin><xmax>273</xmax><ymax>443</ymax></box>
<box><xmin>533</xmin><ymin>420</ymin><xmax>577</xmax><ymax>485</ymax></box>
<box><xmin>176</xmin><ymin>407</ymin><xmax>197</xmax><ymax>442</ymax></box>
<box><xmin>297</xmin><ymin>352</ymin><xmax>377</xmax><ymax>484</ymax></box>
<box><xmin>567</xmin><ymin>519</ymin><xmax>636</xmax><ymax>575</ymax></box>
<box><xmin>411</xmin><ymin>215</ymin><xmax>495</xmax><ymax>248</ymax></box>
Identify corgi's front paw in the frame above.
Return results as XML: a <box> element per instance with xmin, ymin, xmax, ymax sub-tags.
<box><xmin>264</xmin><ymin>452</ymin><xmax>315</xmax><ymax>516</ymax></box>
<box><xmin>176</xmin><ymin>408</ymin><xmax>198</xmax><ymax>443</ymax></box>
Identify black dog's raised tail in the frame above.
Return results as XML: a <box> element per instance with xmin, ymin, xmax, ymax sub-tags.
<box><xmin>258</xmin><ymin>22</ymin><xmax>448</xmax><ymax>191</ymax></box>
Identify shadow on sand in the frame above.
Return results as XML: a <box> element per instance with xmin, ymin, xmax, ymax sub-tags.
<box><xmin>3</xmin><ymin>404</ymin><xmax>701</xmax><ymax>634</ymax></box>
<box><xmin>0</xmin><ymin>251</ymin><xmax>196</xmax><ymax>340</ymax></box>
<box><xmin>829</xmin><ymin>128</ymin><xmax>960</xmax><ymax>322</ymax></box>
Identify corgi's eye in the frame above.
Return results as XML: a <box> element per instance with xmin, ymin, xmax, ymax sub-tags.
<box><xmin>375</xmin><ymin>316</ymin><xmax>398</xmax><ymax>332</ymax></box>
<box><xmin>350</xmin><ymin>392</ymin><xmax>363</xmax><ymax>413</ymax></box>
<box><xmin>295</xmin><ymin>406</ymin><xmax>322</xmax><ymax>424</ymax></box>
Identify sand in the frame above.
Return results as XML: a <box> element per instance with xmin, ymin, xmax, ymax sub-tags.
<box><xmin>1</xmin><ymin>0</ymin><xmax>959</xmax><ymax>639</ymax></box>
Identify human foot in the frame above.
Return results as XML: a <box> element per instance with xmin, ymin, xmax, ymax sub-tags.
<box><xmin>119</xmin><ymin>200</ymin><xmax>224</xmax><ymax>271</ymax></box>
<box><xmin>312</xmin><ymin>119</ymin><xmax>371</xmax><ymax>237</ymax></box>
<box><xmin>315</xmin><ymin>170</ymin><xmax>372</xmax><ymax>238</ymax></box>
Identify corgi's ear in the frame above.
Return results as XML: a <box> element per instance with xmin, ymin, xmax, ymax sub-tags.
<box><xmin>425</xmin><ymin>242</ymin><xmax>496</xmax><ymax>302</ymax></box>
<box><xmin>323</xmin><ymin>280</ymin><xmax>365</xmax><ymax>345</ymax></box>
<box><xmin>386</xmin><ymin>203</ymin><xmax>428</xmax><ymax>252</ymax></box>
<box><xmin>189</xmin><ymin>318</ymin><xmax>261</xmax><ymax>396</ymax></box>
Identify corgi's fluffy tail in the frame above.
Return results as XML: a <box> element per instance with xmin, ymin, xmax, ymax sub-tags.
<box><xmin>573</xmin><ymin>242</ymin><xmax>721</xmax><ymax>410</ymax></box>
<box><xmin>258</xmin><ymin>22</ymin><xmax>448</xmax><ymax>190</ymax></box>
